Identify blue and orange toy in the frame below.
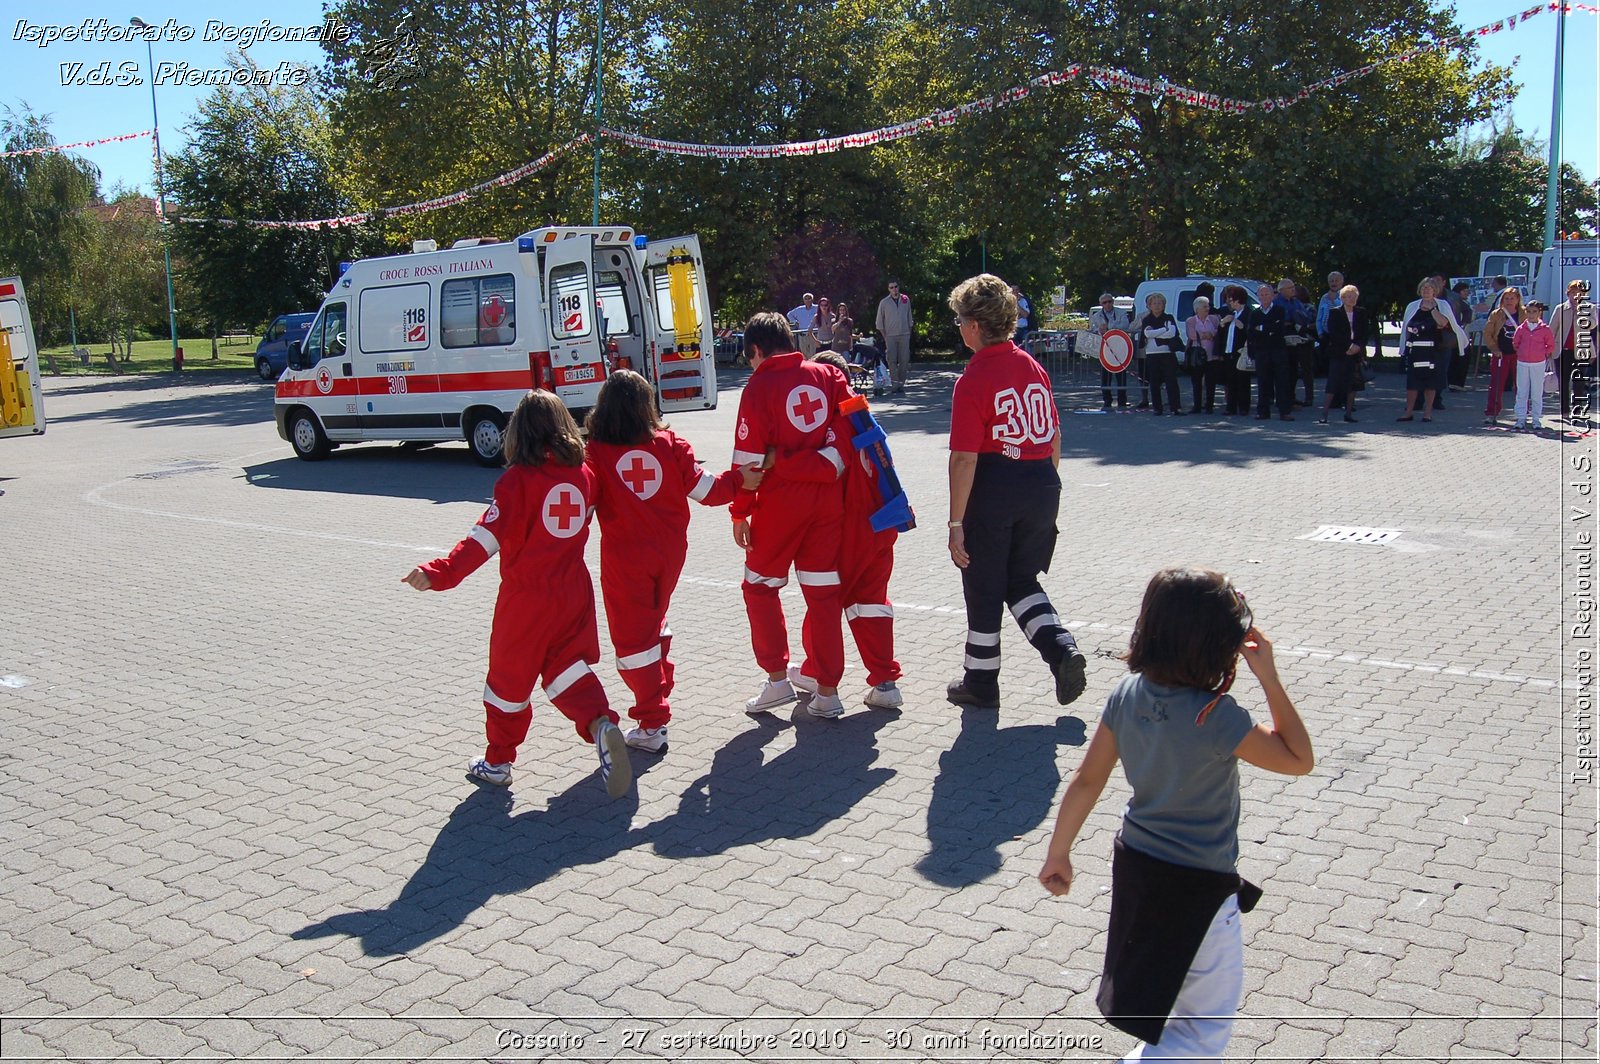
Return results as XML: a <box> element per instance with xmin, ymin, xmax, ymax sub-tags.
<box><xmin>839</xmin><ymin>393</ymin><xmax>915</xmax><ymax>533</ymax></box>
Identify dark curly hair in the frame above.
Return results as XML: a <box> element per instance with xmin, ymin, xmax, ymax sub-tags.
<box><xmin>503</xmin><ymin>390</ymin><xmax>585</xmax><ymax>468</ymax></box>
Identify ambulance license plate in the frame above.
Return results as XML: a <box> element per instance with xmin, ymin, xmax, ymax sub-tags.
<box><xmin>566</xmin><ymin>364</ymin><xmax>597</xmax><ymax>383</ymax></box>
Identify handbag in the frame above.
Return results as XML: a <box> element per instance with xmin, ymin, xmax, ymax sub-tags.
<box><xmin>1185</xmin><ymin>343</ymin><xmax>1206</xmax><ymax>370</ymax></box>
<box><xmin>1543</xmin><ymin>361</ymin><xmax>1561</xmax><ymax>395</ymax></box>
<box><xmin>1351</xmin><ymin>358</ymin><xmax>1368</xmax><ymax>392</ymax></box>
<box><xmin>1236</xmin><ymin>350</ymin><xmax>1255</xmax><ymax>373</ymax></box>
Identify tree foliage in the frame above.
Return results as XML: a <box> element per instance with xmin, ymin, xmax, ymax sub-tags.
<box><xmin>71</xmin><ymin>189</ymin><xmax>168</xmax><ymax>345</ymax></box>
<box><xmin>165</xmin><ymin>56</ymin><xmax>368</xmax><ymax>328</ymax></box>
<box><xmin>0</xmin><ymin>106</ymin><xmax>98</xmax><ymax>344</ymax></box>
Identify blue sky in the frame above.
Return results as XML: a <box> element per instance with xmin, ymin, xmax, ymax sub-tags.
<box><xmin>4</xmin><ymin>1</ymin><xmax>1596</xmax><ymax>209</ymax></box>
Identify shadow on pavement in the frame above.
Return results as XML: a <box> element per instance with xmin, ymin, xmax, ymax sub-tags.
<box><xmin>243</xmin><ymin>447</ymin><xmax>498</xmax><ymax>506</ymax></box>
<box><xmin>915</xmin><ymin>707</ymin><xmax>1086</xmax><ymax>888</ymax></box>
<box><xmin>290</xmin><ymin>765</ymin><xmax>648</xmax><ymax>957</ymax></box>
<box><xmin>650</xmin><ymin>710</ymin><xmax>897</xmax><ymax>859</ymax></box>
<box><xmin>47</xmin><ymin>378</ymin><xmax>273</xmax><ymax>430</ymax></box>
<box><xmin>292</xmin><ymin>710</ymin><xmax>896</xmax><ymax>956</ymax></box>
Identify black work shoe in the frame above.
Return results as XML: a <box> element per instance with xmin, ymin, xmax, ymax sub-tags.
<box><xmin>1054</xmin><ymin>647</ymin><xmax>1088</xmax><ymax>706</ymax></box>
<box><xmin>946</xmin><ymin>679</ymin><xmax>1000</xmax><ymax>710</ymax></box>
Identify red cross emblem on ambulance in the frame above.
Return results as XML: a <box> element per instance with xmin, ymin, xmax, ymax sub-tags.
<box><xmin>315</xmin><ymin>366</ymin><xmax>334</xmax><ymax>394</ymax></box>
<box><xmin>786</xmin><ymin>384</ymin><xmax>828</xmax><ymax>433</ymax></box>
<box><xmin>617</xmin><ymin>449</ymin><xmax>663</xmax><ymax>501</ymax></box>
<box><xmin>480</xmin><ymin>295</ymin><xmax>507</xmax><ymax>329</ymax></box>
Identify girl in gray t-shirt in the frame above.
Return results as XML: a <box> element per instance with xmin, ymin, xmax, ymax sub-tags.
<box><xmin>1038</xmin><ymin>567</ymin><xmax>1315</xmax><ymax>1061</ymax></box>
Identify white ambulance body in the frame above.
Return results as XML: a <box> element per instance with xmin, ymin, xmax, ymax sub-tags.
<box><xmin>0</xmin><ymin>275</ymin><xmax>46</xmax><ymax>441</ymax></box>
<box><xmin>274</xmin><ymin>225</ymin><xmax>717</xmax><ymax>463</ymax></box>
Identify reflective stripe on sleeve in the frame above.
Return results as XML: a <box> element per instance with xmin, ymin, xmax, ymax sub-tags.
<box><xmin>732</xmin><ymin>449</ymin><xmax>764</xmax><ymax>466</ymax></box>
<box><xmin>687</xmin><ymin>469</ymin><xmax>716</xmax><ymax>501</ymax></box>
<box><xmin>469</xmin><ymin>524</ymin><xmax>500</xmax><ymax>557</ymax></box>
<box><xmin>818</xmin><ymin>447</ymin><xmax>843</xmax><ymax>476</ymax></box>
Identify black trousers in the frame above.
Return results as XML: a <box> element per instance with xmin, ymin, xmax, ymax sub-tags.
<box><xmin>1102</xmin><ymin>367</ymin><xmax>1128</xmax><ymax>407</ymax></box>
<box><xmin>1256</xmin><ymin>347</ymin><xmax>1295</xmax><ymax>417</ymax></box>
<box><xmin>1224</xmin><ymin>358</ymin><xmax>1252</xmax><ymax>414</ymax></box>
<box><xmin>959</xmin><ymin>455</ymin><xmax>1076</xmax><ymax>698</ymax></box>
<box><xmin>1146</xmin><ymin>351</ymin><xmax>1181</xmax><ymax>414</ymax></box>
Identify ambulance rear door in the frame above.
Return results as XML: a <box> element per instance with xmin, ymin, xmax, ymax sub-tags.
<box><xmin>644</xmin><ymin>235</ymin><xmax>717</xmax><ymax>412</ymax></box>
<box><xmin>542</xmin><ymin>234</ymin><xmax>606</xmax><ymax>406</ymax></box>
<box><xmin>0</xmin><ymin>277</ymin><xmax>46</xmax><ymax>439</ymax></box>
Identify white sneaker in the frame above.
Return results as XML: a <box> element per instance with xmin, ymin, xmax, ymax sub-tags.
<box><xmin>864</xmin><ymin>682</ymin><xmax>903</xmax><ymax>709</ymax></box>
<box><xmin>745</xmin><ymin>678</ymin><xmax>796</xmax><ymax>715</ymax></box>
<box><xmin>786</xmin><ymin>664</ymin><xmax>818</xmax><ymax>695</ymax></box>
<box><xmin>806</xmin><ymin>692</ymin><xmax>845</xmax><ymax>719</ymax></box>
<box><xmin>466</xmin><ymin>757</ymin><xmax>512</xmax><ymax>787</ymax></box>
<box><xmin>592</xmin><ymin>719</ymin><xmax>633</xmax><ymax>798</ymax></box>
<box><xmin>625</xmin><ymin>725</ymin><xmax>668</xmax><ymax>753</ymax></box>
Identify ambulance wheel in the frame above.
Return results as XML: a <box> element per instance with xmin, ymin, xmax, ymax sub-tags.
<box><xmin>255</xmin><ymin>358</ymin><xmax>276</xmax><ymax>381</ymax></box>
<box><xmin>466</xmin><ymin>411</ymin><xmax>506</xmax><ymax>466</ymax></box>
<box><xmin>289</xmin><ymin>409</ymin><xmax>332</xmax><ymax>461</ymax></box>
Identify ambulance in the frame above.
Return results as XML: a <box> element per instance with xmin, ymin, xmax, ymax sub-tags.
<box><xmin>0</xmin><ymin>276</ymin><xmax>46</xmax><ymax>441</ymax></box>
<box><xmin>274</xmin><ymin>225</ymin><xmax>717</xmax><ymax>463</ymax></box>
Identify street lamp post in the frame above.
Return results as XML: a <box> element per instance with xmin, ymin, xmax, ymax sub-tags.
<box><xmin>1543</xmin><ymin>3</ymin><xmax>1566</xmax><ymax>251</ymax></box>
<box><xmin>591</xmin><ymin>0</ymin><xmax>604</xmax><ymax>226</ymax></box>
<box><xmin>130</xmin><ymin>16</ymin><xmax>181</xmax><ymax>370</ymax></box>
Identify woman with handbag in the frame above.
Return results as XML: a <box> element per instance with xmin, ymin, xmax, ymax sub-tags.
<box><xmin>1217</xmin><ymin>286</ymin><xmax>1253</xmax><ymax>416</ymax></box>
<box><xmin>1137</xmin><ymin>293</ymin><xmax>1184</xmax><ymax>416</ymax></box>
<box><xmin>1248</xmin><ymin>284</ymin><xmax>1291</xmax><ymax>420</ymax></box>
<box><xmin>1318</xmin><ymin>285</ymin><xmax>1367</xmax><ymax>424</ymax></box>
<box><xmin>1397</xmin><ymin>278</ymin><xmax>1460</xmax><ymax>422</ymax></box>
<box><xmin>1513</xmin><ymin>301</ymin><xmax>1555</xmax><ymax>431</ymax></box>
<box><xmin>1483</xmin><ymin>287</ymin><xmax>1523</xmax><ymax>424</ymax></box>
<box><xmin>1185</xmin><ymin>288</ymin><xmax>1221</xmax><ymax>414</ymax></box>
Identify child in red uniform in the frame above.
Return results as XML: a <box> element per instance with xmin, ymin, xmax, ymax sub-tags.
<box><xmin>585</xmin><ymin>371</ymin><xmax>763</xmax><ymax>752</ymax></box>
<box><xmin>730</xmin><ymin>312</ymin><xmax>854</xmax><ymax>719</ymax></box>
<box><xmin>792</xmin><ymin>351</ymin><xmax>904</xmax><ymax>708</ymax></box>
<box><xmin>402</xmin><ymin>391</ymin><xmax>632</xmax><ymax>799</ymax></box>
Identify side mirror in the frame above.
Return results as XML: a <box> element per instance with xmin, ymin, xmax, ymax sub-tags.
<box><xmin>286</xmin><ymin>339</ymin><xmax>304</xmax><ymax>370</ymax></box>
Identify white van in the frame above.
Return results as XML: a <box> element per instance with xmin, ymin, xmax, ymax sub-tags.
<box><xmin>274</xmin><ymin>225</ymin><xmax>717</xmax><ymax>464</ymax></box>
<box><xmin>1131</xmin><ymin>276</ymin><xmax>1269</xmax><ymax>323</ymax></box>
<box><xmin>1479</xmin><ymin>241</ymin><xmax>1600</xmax><ymax>310</ymax></box>
<box><xmin>0</xmin><ymin>276</ymin><xmax>46</xmax><ymax>441</ymax></box>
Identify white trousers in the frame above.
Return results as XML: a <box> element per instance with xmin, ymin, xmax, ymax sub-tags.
<box><xmin>1514</xmin><ymin>361</ymin><xmax>1545</xmax><ymax>426</ymax></box>
<box><xmin>1121</xmin><ymin>894</ymin><xmax>1243</xmax><ymax>1062</ymax></box>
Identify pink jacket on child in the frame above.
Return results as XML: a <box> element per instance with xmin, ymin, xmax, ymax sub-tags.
<box><xmin>1514</xmin><ymin>319</ymin><xmax>1555</xmax><ymax>364</ymax></box>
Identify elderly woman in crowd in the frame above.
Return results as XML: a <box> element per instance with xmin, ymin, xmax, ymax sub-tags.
<box><xmin>1136</xmin><ymin>293</ymin><xmax>1184</xmax><ymax>416</ymax></box>
<box><xmin>1483</xmin><ymin>286</ymin><xmax>1524</xmax><ymax>424</ymax></box>
<box><xmin>1317</xmin><ymin>284</ymin><xmax>1367</xmax><ymax>424</ymax></box>
<box><xmin>1184</xmin><ymin>292</ymin><xmax>1221</xmax><ymax>414</ymax></box>
<box><xmin>1216</xmin><ymin>285</ymin><xmax>1252</xmax><ymax>416</ymax></box>
<box><xmin>1397</xmin><ymin>277</ymin><xmax>1467</xmax><ymax>422</ymax></box>
<box><xmin>945</xmin><ymin>274</ymin><xmax>1086</xmax><ymax>710</ymax></box>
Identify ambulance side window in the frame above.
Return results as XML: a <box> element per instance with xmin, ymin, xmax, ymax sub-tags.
<box><xmin>442</xmin><ymin>275</ymin><xmax>516</xmax><ymax>348</ymax></box>
<box><xmin>648</xmin><ymin>266</ymin><xmax>701</xmax><ymax>333</ymax></box>
<box><xmin>595</xmin><ymin>271</ymin><xmax>632</xmax><ymax>337</ymax></box>
<box><xmin>323</xmin><ymin>303</ymin><xmax>348</xmax><ymax>359</ymax></box>
<box><xmin>303</xmin><ymin>311</ymin><xmax>325</xmax><ymax>363</ymax></box>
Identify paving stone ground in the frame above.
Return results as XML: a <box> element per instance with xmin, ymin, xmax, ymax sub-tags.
<box><xmin>0</xmin><ymin>365</ymin><xmax>1594</xmax><ymax>1062</ymax></box>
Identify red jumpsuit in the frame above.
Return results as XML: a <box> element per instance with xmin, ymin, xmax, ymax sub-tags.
<box><xmin>586</xmin><ymin>432</ymin><xmax>742</xmax><ymax>729</ymax></box>
<box><xmin>419</xmin><ymin>461</ymin><xmax>616</xmax><ymax>763</ymax></box>
<box><xmin>778</xmin><ymin>413</ymin><xmax>902</xmax><ymax>687</ymax></box>
<box><xmin>730</xmin><ymin>351</ymin><xmax>853</xmax><ymax>686</ymax></box>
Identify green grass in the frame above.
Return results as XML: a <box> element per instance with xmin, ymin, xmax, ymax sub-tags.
<box><xmin>38</xmin><ymin>335</ymin><xmax>262</xmax><ymax>376</ymax></box>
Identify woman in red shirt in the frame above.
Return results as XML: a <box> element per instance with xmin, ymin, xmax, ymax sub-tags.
<box><xmin>945</xmin><ymin>274</ymin><xmax>1087</xmax><ymax>711</ymax></box>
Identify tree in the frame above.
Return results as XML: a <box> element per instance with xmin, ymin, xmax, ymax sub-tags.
<box><xmin>71</xmin><ymin>189</ymin><xmax>168</xmax><ymax>351</ymax></box>
<box><xmin>323</xmin><ymin>0</ymin><xmax>655</xmax><ymax>242</ymax></box>
<box><xmin>166</xmin><ymin>56</ymin><xmax>368</xmax><ymax>329</ymax></box>
<box><xmin>0</xmin><ymin>106</ymin><xmax>99</xmax><ymax>344</ymax></box>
